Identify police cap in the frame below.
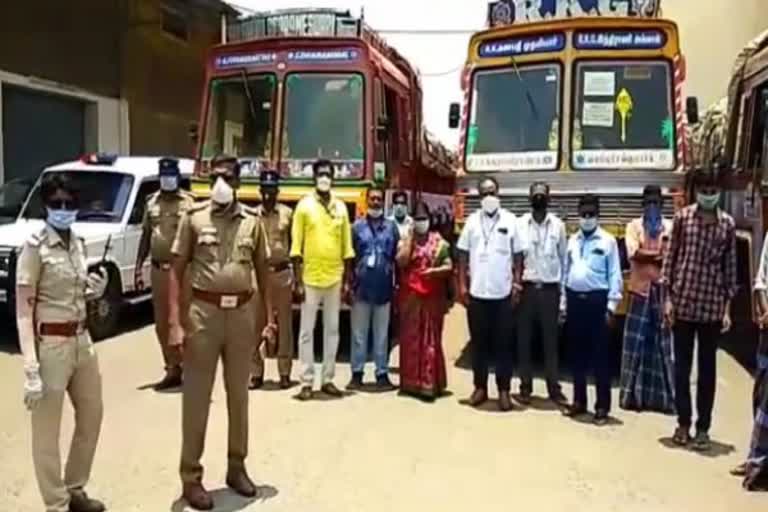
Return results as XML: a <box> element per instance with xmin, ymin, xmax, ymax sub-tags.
<box><xmin>158</xmin><ymin>157</ymin><xmax>180</xmax><ymax>175</ymax></box>
<box><xmin>260</xmin><ymin>169</ymin><xmax>280</xmax><ymax>187</ymax></box>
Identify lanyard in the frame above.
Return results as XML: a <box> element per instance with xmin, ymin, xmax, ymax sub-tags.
<box><xmin>530</xmin><ymin>218</ymin><xmax>550</xmax><ymax>257</ymax></box>
<box><xmin>481</xmin><ymin>214</ymin><xmax>500</xmax><ymax>248</ymax></box>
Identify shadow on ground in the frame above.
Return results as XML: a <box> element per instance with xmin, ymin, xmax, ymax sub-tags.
<box><xmin>658</xmin><ymin>436</ymin><xmax>736</xmax><ymax>458</ymax></box>
<box><xmin>170</xmin><ymin>484</ymin><xmax>278</xmax><ymax>512</ymax></box>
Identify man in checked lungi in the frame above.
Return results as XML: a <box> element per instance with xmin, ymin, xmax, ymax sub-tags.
<box><xmin>618</xmin><ymin>185</ymin><xmax>675</xmax><ymax>414</ymax></box>
<box><xmin>730</xmin><ymin>231</ymin><xmax>768</xmax><ymax>491</ymax></box>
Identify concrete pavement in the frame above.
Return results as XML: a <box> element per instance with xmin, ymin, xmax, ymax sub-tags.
<box><xmin>0</xmin><ymin>306</ymin><xmax>765</xmax><ymax>511</ymax></box>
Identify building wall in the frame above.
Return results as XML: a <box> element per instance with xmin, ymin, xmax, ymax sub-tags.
<box><xmin>121</xmin><ymin>0</ymin><xmax>223</xmax><ymax>158</ymax></box>
<box><xmin>665</xmin><ymin>0</ymin><xmax>768</xmax><ymax>108</ymax></box>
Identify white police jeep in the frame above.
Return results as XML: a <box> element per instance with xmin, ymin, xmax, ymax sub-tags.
<box><xmin>0</xmin><ymin>154</ymin><xmax>194</xmax><ymax>339</ymax></box>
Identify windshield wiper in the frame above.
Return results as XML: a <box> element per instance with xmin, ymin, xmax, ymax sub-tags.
<box><xmin>239</xmin><ymin>68</ymin><xmax>260</xmax><ymax>124</ymax></box>
<box><xmin>509</xmin><ymin>56</ymin><xmax>539</xmax><ymax>120</ymax></box>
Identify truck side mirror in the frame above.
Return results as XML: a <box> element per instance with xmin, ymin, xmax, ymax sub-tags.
<box><xmin>686</xmin><ymin>97</ymin><xmax>700</xmax><ymax>125</ymax></box>
<box><xmin>448</xmin><ymin>103</ymin><xmax>461</xmax><ymax>129</ymax></box>
<box><xmin>376</xmin><ymin>117</ymin><xmax>389</xmax><ymax>143</ymax></box>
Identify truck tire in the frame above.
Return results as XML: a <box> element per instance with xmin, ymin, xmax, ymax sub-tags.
<box><xmin>87</xmin><ymin>267</ymin><xmax>122</xmax><ymax>341</ymax></box>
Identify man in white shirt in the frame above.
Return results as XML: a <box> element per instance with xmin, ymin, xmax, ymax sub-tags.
<box><xmin>562</xmin><ymin>194</ymin><xmax>623</xmax><ymax>426</ymax></box>
<box><xmin>389</xmin><ymin>190</ymin><xmax>413</xmax><ymax>239</ymax></box>
<box><xmin>457</xmin><ymin>177</ymin><xmax>523</xmax><ymax>412</ymax></box>
<box><xmin>516</xmin><ymin>182</ymin><xmax>568</xmax><ymax>406</ymax></box>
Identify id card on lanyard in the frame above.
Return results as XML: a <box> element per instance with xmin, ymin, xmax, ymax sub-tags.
<box><xmin>366</xmin><ymin>221</ymin><xmax>382</xmax><ymax>269</ymax></box>
<box><xmin>479</xmin><ymin>214</ymin><xmax>499</xmax><ymax>263</ymax></box>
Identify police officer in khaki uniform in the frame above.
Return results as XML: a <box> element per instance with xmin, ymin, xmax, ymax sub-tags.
<box><xmin>250</xmin><ymin>169</ymin><xmax>294</xmax><ymax>390</ymax></box>
<box><xmin>135</xmin><ymin>157</ymin><xmax>195</xmax><ymax>390</ymax></box>
<box><xmin>16</xmin><ymin>173</ymin><xmax>108</xmax><ymax>512</ymax></box>
<box><xmin>168</xmin><ymin>154</ymin><xmax>274</xmax><ymax>511</ymax></box>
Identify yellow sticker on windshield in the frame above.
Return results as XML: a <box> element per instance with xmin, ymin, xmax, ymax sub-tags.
<box><xmin>615</xmin><ymin>88</ymin><xmax>633</xmax><ymax>143</ymax></box>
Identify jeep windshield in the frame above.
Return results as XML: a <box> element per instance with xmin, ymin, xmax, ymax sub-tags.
<box><xmin>22</xmin><ymin>171</ymin><xmax>134</xmax><ymax>223</ymax></box>
<box><xmin>466</xmin><ymin>64</ymin><xmax>561</xmax><ymax>172</ymax></box>
<box><xmin>201</xmin><ymin>73</ymin><xmax>276</xmax><ymax>161</ymax></box>
<box><xmin>571</xmin><ymin>61</ymin><xmax>676</xmax><ymax>170</ymax></box>
<box><xmin>281</xmin><ymin>73</ymin><xmax>364</xmax><ymax>178</ymax></box>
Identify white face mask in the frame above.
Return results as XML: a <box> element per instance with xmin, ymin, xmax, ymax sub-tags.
<box><xmin>368</xmin><ymin>207</ymin><xmax>383</xmax><ymax>219</ymax></box>
<box><xmin>481</xmin><ymin>195</ymin><xmax>500</xmax><ymax>215</ymax></box>
<box><xmin>579</xmin><ymin>216</ymin><xmax>598</xmax><ymax>233</ymax></box>
<box><xmin>160</xmin><ymin>176</ymin><xmax>178</xmax><ymax>192</ymax></box>
<box><xmin>413</xmin><ymin>219</ymin><xmax>430</xmax><ymax>234</ymax></box>
<box><xmin>211</xmin><ymin>177</ymin><xmax>234</xmax><ymax>205</ymax></box>
<box><xmin>316</xmin><ymin>176</ymin><xmax>332</xmax><ymax>193</ymax></box>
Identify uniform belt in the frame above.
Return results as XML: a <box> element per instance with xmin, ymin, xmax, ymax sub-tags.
<box><xmin>192</xmin><ymin>288</ymin><xmax>253</xmax><ymax>309</ymax></box>
<box><xmin>523</xmin><ymin>282</ymin><xmax>559</xmax><ymax>290</ymax></box>
<box><xmin>151</xmin><ymin>260</ymin><xmax>172</xmax><ymax>270</ymax></box>
<box><xmin>270</xmin><ymin>261</ymin><xmax>290</xmax><ymax>272</ymax></box>
<box><xmin>39</xmin><ymin>322</ymin><xmax>85</xmax><ymax>337</ymax></box>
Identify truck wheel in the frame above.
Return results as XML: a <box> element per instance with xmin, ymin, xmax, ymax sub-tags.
<box><xmin>87</xmin><ymin>269</ymin><xmax>122</xmax><ymax>341</ymax></box>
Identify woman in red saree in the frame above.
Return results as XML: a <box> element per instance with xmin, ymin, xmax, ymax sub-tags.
<box><xmin>396</xmin><ymin>202</ymin><xmax>453</xmax><ymax>400</ymax></box>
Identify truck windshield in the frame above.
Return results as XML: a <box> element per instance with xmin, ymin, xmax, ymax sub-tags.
<box><xmin>572</xmin><ymin>61</ymin><xmax>675</xmax><ymax>170</ymax></box>
<box><xmin>22</xmin><ymin>171</ymin><xmax>134</xmax><ymax>223</ymax></box>
<box><xmin>201</xmin><ymin>73</ymin><xmax>275</xmax><ymax>160</ymax></box>
<box><xmin>466</xmin><ymin>64</ymin><xmax>561</xmax><ymax>172</ymax></box>
<box><xmin>281</xmin><ymin>73</ymin><xmax>364</xmax><ymax>178</ymax></box>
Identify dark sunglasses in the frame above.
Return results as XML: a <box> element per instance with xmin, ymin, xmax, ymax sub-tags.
<box><xmin>47</xmin><ymin>200</ymin><xmax>77</xmax><ymax>210</ymax></box>
<box><xmin>479</xmin><ymin>190</ymin><xmax>497</xmax><ymax>198</ymax></box>
<box><xmin>580</xmin><ymin>211</ymin><xmax>597</xmax><ymax>218</ymax></box>
<box><xmin>210</xmin><ymin>174</ymin><xmax>237</xmax><ymax>185</ymax></box>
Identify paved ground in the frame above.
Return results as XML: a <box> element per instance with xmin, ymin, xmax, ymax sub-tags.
<box><xmin>0</xmin><ymin>306</ymin><xmax>765</xmax><ymax>512</ymax></box>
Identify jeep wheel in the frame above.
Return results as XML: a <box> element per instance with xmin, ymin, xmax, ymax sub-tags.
<box><xmin>87</xmin><ymin>271</ymin><xmax>122</xmax><ymax>341</ymax></box>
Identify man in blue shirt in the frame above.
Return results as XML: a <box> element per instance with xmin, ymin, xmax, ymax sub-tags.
<box><xmin>347</xmin><ymin>186</ymin><xmax>400</xmax><ymax>391</ymax></box>
<box><xmin>562</xmin><ymin>194</ymin><xmax>623</xmax><ymax>425</ymax></box>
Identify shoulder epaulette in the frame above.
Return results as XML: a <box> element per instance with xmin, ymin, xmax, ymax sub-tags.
<box><xmin>187</xmin><ymin>201</ymin><xmax>210</xmax><ymax>214</ymax></box>
<box><xmin>27</xmin><ymin>229</ymin><xmax>47</xmax><ymax>247</ymax></box>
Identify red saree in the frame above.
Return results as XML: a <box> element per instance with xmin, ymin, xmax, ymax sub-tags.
<box><xmin>398</xmin><ymin>232</ymin><xmax>450</xmax><ymax>399</ymax></box>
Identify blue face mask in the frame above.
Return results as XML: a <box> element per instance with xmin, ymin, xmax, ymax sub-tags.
<box><xmin>46</xmin><ymin>208</ymin><xmax>78</xmax><ymax>230</ymax></box>
<box><xmin>643</xmin><ymin>203</ymin><xmax>662</xmax><ymax>238</ymax></box>
<box><xmin>160</xmin><ymin>175</ymin><xmax>179</xmax><ymax>192</ymax></box>
<box><xmin>579</xmin><ymin>216</ymin><xmax>598</xmax><ymax>233</ymax></box>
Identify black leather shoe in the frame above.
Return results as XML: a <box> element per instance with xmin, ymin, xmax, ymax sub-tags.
<box><xmin>593</xmin><ymin>409</ymin><xmax>609</xmax><ymax>426</ymax></box>
<box><xmin>375</xmin><ymin>374</ymin><xmax>396</xmax><ymax>392</ymax></box>
<box><xmin>68</xmin><ymin>490</ymin><xmax>105</xmax><ymax>512</ymax></box>
<box><xmin>226</xmin><ymin>468</ymin><xmax>257</xmax><ymax>498</ymax></box>
<box><xmin>562</xmin><ymin>403</ymin><xmax>588</xmax><ymax>418</ymax></box>
<box><xmin>321</xmin><ymin>382</ymin><xmax>343</xmax><ymax>397</ymax></box>
<box><xmin>249</xmin><ymin>376</ymin><xmax>264</xmax><ymax>390</ymax></box>
<box><xmin>498</xmin><ymin>392</ymin><xmax>513</xmax><ymax>412</ymax></box>
<box><xmin>468</xmin><ymin>388</ymin><xmax>488</xmax><ymax>407</ymax></box>
<box><xmin>182</xmin><ymin>482</ymin><xmax>213</xmax><ymax>510</ymax></box>
<box><xmin>279</xmin><ymin>376</ymin><xmax>291</xmax><ymax>389</ymax></box>
<box><xmin>154</xmin><ymin>370</ymin><xmax>182</xmax><ymax>391</ymax></box>
<box><xmin>298</xmin><ymin>386</ymin><xmax>313</xmax><ymax>401</ymax></box>
<box><xmin>346</xmin><ymin>372</ymin><xmax>364</xmax><ymax>390</ymax></box>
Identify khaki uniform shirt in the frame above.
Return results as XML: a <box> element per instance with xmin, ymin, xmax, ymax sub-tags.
<box><xmin>142</xmin><ymin>190</ymin><xmax>195</xmax><ymax>262</ymax></box>
<box><xmin>172</xmin><ymin>202</ymin><xmax>270</xmax><ymax>293</ymax></box>
<box><xmin>254</xmin><ymin>203</ymin><xmax>292</xmax><ymax>265</ymax></box>
<box><xmin>16</xmin><ymin>225</ymin><xmax>89</xmax><ymax>324</ymax></box>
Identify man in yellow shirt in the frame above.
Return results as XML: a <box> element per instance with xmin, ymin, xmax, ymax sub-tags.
<box><xmin>291</xmin><ymin>159</ymin><xmax>355</xmax><ymax>400</ymax></box>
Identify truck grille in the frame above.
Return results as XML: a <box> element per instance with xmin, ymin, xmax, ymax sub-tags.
<box><xmin>463</xmin><ymin>194</ymin><xmax>676</xmax><ymax>225</ymax></box>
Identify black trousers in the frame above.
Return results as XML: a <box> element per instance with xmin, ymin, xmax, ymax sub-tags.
<box><xmin>566</xmin><ymin>289</ymin><xmax>611</xmax><ymax>412</ymax></box>
<box><xmin>673</xmin><ymin>321</ymin><xmax>719</xmax><ymax>433</ymax></box>
<box><xmin>516</xmin><ymin>283</ymin><xmax>561</xmax><ymax>396</ymax></box>
<box><xmin>468</xmin><ymin>296</ymin><xmax>515</xmax><ymax>392</ymax></box>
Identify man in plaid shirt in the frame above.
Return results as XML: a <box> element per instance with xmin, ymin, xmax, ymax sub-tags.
<box><xmin>662</xmin><ymin>169</ymin><xmax>738</xmax><ymax>451</ymax></box>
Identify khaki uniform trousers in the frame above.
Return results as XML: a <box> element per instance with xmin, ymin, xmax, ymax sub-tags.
<box><xmin>151</xmin><ymin>265</ymin><xmax>190</xmax><ymax>371</ymax></box>
<box><xmin>252</xmin><ymin>269</ymin><xmax>294</xmax><ymax>378</ymax></box>
<box><xmin>32</xmin><ymin>332</ymin><xmax>103</xmax><ymax>512</ymax></box>
<box><xmin>180</xmin><ymin>298</ymin><xmax>255</xmax><ymax>484</ymax></box>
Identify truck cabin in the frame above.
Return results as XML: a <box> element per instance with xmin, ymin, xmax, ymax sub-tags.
<box><xmin>450</xmin><ymin>3</ymin><xmax>687</xmax><ymax>240</ymax></box>
<box><xmin>191</xmin><ymin>8</ymin><xmax>426</xmax><ymax>219</ymax></box>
